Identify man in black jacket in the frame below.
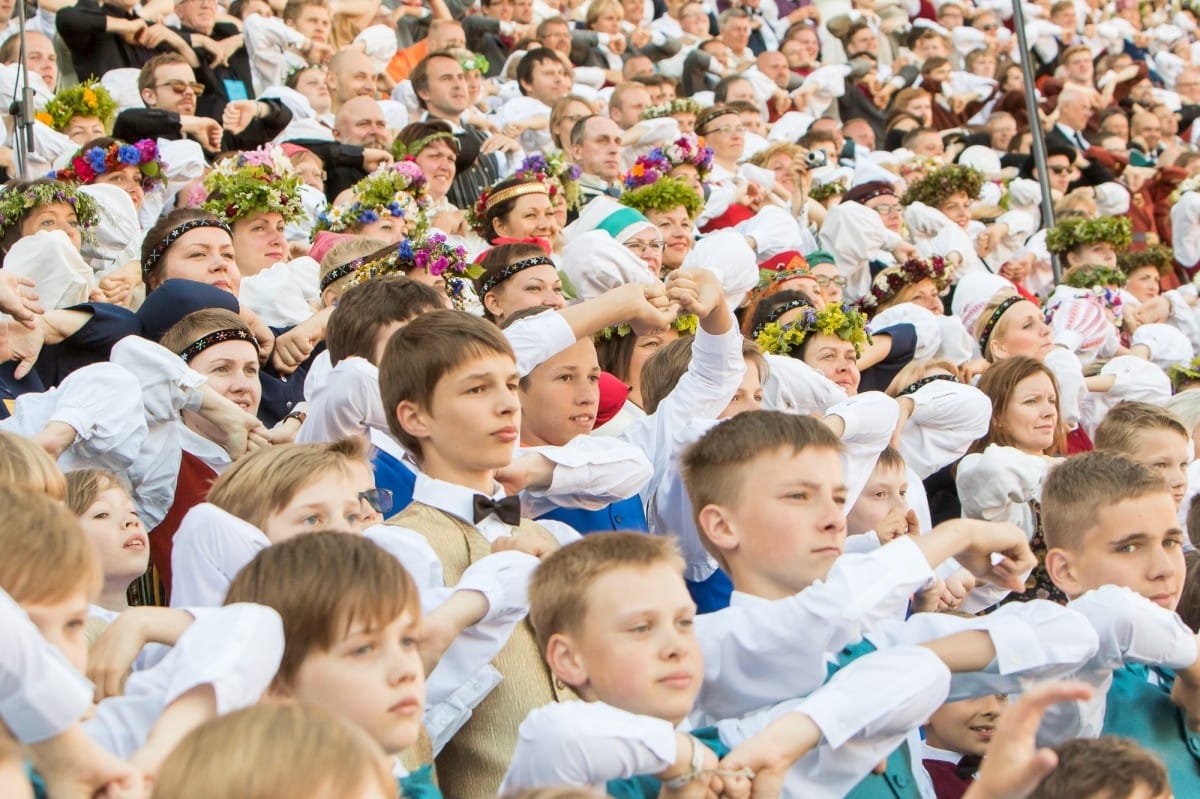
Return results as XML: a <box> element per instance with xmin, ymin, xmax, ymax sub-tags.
<box><xmin>57</xmin><ymin>0</ymin><xmax>194</xmax><ymax>81</ymax></box>
<box><xmin>170</xmin><ymin>0</ymin><xmax>255</xmax><ymax>120</ymax></box>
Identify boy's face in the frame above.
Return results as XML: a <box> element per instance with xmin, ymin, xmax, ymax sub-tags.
<box><xmin>1131</xmin><ymin>428</ymin><xmax>1191</xmax><ymax>508</ymax></box>
<box><xmin>1048</xmin><ymin>492</ymin><xmax>1186</xmax><ymax>609</ymax></box>
<box><xmin>398</xmin><ymin>351</ymin><xmax>521</xmax><ymax>482</ymax></box>
<box><xmin>23</xmin><ymin>589</ymin><xmax>90</xmax><ymax>672</ymax></box>
<box><xmin>924</xmin><ymin>694</ymin><xmax>1006</xmax><ymax>757</ymax></box>
<box><xmin>283</xmin><ymin>608</ymin><xmax>425</xmax><ymax>755</ymax></box>
<box><xmin>262</xmin><ymin>469</ymin><xmax>371</xmax><ymax>541</ymax></box>
<box><xmin>719</xmin><ymin>358</ymin><xmax>764</xmax><ymax>419</ymax></box>
<box><xmin>519</xmin><ymin>339</ymin><xmax>601</xmax><ymax>447</ymax></box>
<box><xmin>846</xmin><ymin>463</ymin><xmax>908</xmax><ymax>536</ymax></box>
<box><xmin>701</xmin><ymin>446</ymin><xmax>847</xmax><ymax>599</ymax></box>
<box><xmin>548</xmin><ymin>562</ymin><xmax>701</xmax><ymax>726</ymax></box>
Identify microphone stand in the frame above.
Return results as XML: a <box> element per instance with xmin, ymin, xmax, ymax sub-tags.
<box><xmin>8</xmin><ymin>0</ymin><xmax>34</xmax><ymax>179</ymax></box>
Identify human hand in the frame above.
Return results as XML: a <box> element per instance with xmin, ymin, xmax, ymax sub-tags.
<box><xmin>222</xmin><ymin>99</ymin><xmax>258</xmax><ymax>135</ymax></box>
<box><xmin>718</xmin><ymin>713</ymin><xmax>822</xmax><ymax>798</ymax></box>
<box><xmin>271</xmin><ymin>314</ymin><xmax>324</xmax><ymax>375</ymax></box>
<box><xmin>116</xmin><ymin>17</ymin><xmax>148</xmax><ymax>45</ymax></box>
<box><xmin>665</xmin><ymin>268</ymin><xmax>722</xmax><ymax>321</ymax></box>
<box><xmin>31</xmin><ymin>421</ymin><xmax>78</xmax><ymax>458</ymax></box>
<box><xmin>95</xmin><ymin>262</ymin><xmax>141</xmax><ymax>306</ymax></box>
<box><xmin>495</xmin><ymin>452</ymin><xmax>556</xmax><ymax>494</ymax></box>
<box><xmin>490</xmin><ymin>528</ymin><xmax>560</xmax><ymax>559</ymax></box>
<box><xmin>630</xmin><ymin>26</ymin><xmax>652</xmax><ymax>49</ymax></box>
<box><xmin>1133</xmin><ymin>295</ymin><xmax>1170</xmax><ymax>325</ymax></box>
<box><xmin>660</xmin><ymin>733</ymin><xmax>726</xmax><ymax>799</ymax></box>
<box><xmin>892</xmin><ymin>242</ymin><xmax>918</xmax><ymax>262</ymax></box>
<box><xmin>941</xmin><ymin>566</ymin><xmax>976</xmax><ymax>609</ymax></box>
<box><xmin>31</xmin><ymin>726</ymin><xmax>144</xmax><ymax>799</ymax></box>
<box><xmin>951</xmin><ymin>519</ymin><xmax>1037</xmax><ymax>593</ymax></box>
<box><xmin>877</xmin><ymin>507</ymin><xmax>919</xmax><ymax>543</ymax></box>
<box><xmin>3</xmin><ymin>314</ymin><xmax>45</xmax><ymax>379</ymax></box>
<box><xmin>362</xmin><ymin>147</ymin><xmax>394</xmax><ymax>172</ymax></box>
<box><xmin>624</xmin><ymin>281</ymin><xmax>676</xmax><ymax>336</ymax></box>
<box><xmin>481</xmin><ymin>132</ymin><xmax>521</xmax><ymax>154</ymax></box>
<box><xmin>0</xmin><ymin>269</ymin><xmax>42</xmax><ymax>326</ymax></box>
<box><xmin>432</xmin><ymin>209</ymin><xmax>468</xmax><ymax>236</ymax></box>
<box><xmin>238</xmin><ymin>308</ymin><xmax>275</xmax><ymax>364</ymax></box>
<box><xmin>959</xmin><ymin>358</ymin><xmax>988</xmax><ymax>383</ymax></box>
<box><xmin>608</xmin><ymin>32</ymin><xmax>627</xmax><ymax>55</ymax></box>
<box><xmin>181</xmin><ymin>115</ymin><xmax>223</xmax><ymax>151</ymax></box>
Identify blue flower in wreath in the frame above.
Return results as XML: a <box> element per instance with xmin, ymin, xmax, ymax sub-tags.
<box><xmin>117</xmin><ymin>144</ymin><xmax>141</xmax><ymax>166</ymax></box>
<box><xmin>359</xmin><ymin>209</ymin><xmax>379</xmax><ymax>224</ymax></box>
<box><xmin>86</xmin><ymin>146</ymin><xmax>107</xmax><ymax>173</ymax></box>
<box><xmin>386</xmin><ymin>200</ymin><xmax>405</xmax><ymax>217</ymax></box>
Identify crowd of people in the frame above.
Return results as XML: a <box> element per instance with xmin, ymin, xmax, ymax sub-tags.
<box><xmin>7</xmin><ymin>0</ymin><xmax>1200</xmax><ymax>796</ymax></box>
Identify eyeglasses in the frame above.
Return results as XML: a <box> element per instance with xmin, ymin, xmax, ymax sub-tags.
<box><xmin>870</xmin><ymin>203</ymin><xmax>902</xmax><ymax>215</ymax></box>
<box><xmin>815</xmin><ymin>275</ymin><xmax>848</xmax><ymax>288</ymax></box>
<box><xmin>704</xmin><ymin>125</ymin><xmax>746</xmax><ymax>135</ymax></box>
<box><xmin>359</xmin><ymin>488</ymin><xmax>394</xmax><ymax>515</ymax></box>
<box><xmin>156</xmin><ymin>80</ymin><xmax>205</xmax><ymax>96</ymax></box>
<box><xmin>625</xmin><ymin>239</ymin><xmax>666</xmax><ymax>254</ymax></box>
<box><xmin>979</xmin><ymin>22</ymin><xmax>999</xmax><ymax>30</ymax></box>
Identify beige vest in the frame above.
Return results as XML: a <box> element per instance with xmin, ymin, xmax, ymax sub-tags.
<box><xmin>391</xmin><ymin>502</ymin><xmax>576</xmax><ymax>799</ymax></box>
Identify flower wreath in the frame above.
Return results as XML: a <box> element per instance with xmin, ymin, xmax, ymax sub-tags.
<box><xmin>38</xmin><ymin>81</ymin><xmax>117</xmax><ymax>133</ymax></box>
<box><xmin>201</xmin><ymin>146</ymin><xmax>305</xmax><ymax>224</ymax></box>
<box><xmin>594</xmin><ymin>312</ymin><xmax>699</xmax><ymax>342</ymax></box>
<box><xmin>316</xmin><ymin>160</ymin><xmax>429</xmax><ymax>238</ymax></box>
<box><xmin>1118</xmin><ymin>243</ymin><xmax>1174</xmax><ymax>276</ymax></box>
<box><xmin>808</xmin><ymin>180</ymin><xmax>848</xmax><ymax>203</ymax></box>
<box><xmin>754</xmin><ymin>302</ymin><xmax>871</xmax><ymax>357</ymax></box>
<box><xmin>639</xmin><ymin>98</ymin><xmax>704</xmax><ymax>121</ymax></box>
<box><xmin>347</xmin><ymin>232</ymin><xmax>482</xmax><ymax>309</ymax></box>
<box><xmin>0</xmin><ymin>180</ymin><xmax>100</xmax><ymax>240</ymax></box>
<box><xmin>457</xmin><ymin>52</ymin><xmax>490</xmax><ymax>74</ymax></box>
<box><xmin>516</xmin><ymin>152</ymin><xmax>582</xmax><ymax>211</ymax></box>
<box><xmin>54</xmin><ymin>139</ymin><xmax>165</xmax><ymax>191</ymax></box>
<box><xmin>622</xmin><ymin>135</ymin><xmax>713</xmax><ymax>190</ymax></box>
<box><xmin>468</xmin><ymin>177</ymin><xmax>549</xmax><ymax>238</ymax></box>
<box><xmin>1045</xmin><ymin>216</ymin><xmax>1132</xmax><ymax>255</ymax></box>
<box><xmin>1169</xmin><ymin>353</ymin><xmax>1200</xmax><ymax>391</ymax></box>
<box><xmin>901</xmin><ymin>164</ymin><xmax>984</xmax><ymax>208</ymax></box>
<box><xmin>858</xmin><ymin>256</ymin><xmax>950</xmax><ymax>313</ymax></box>
<box><xmin>1064</xmin><ymin>264</ymin><xmax>1127</xmax><ymax>290</ymax></box>
<box><xmin>620</xmin><ymin>176</ymin><xmax>703</xmax><ymax>220</ymax></box>
<box><xmin>391</xmin><ymin>129</ymin><xmax>457</xmax><ymax>161</ymax></box>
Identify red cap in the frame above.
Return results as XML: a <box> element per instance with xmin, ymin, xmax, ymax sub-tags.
<box><xmin>595</xmin><ymin>371</ymin><xmax>631</xmax><ymax>428</ymax></box>
<box><xmin>759</xmin><ymin>250</ymin><xmax>808</xmax><ymax>273</ymax></box>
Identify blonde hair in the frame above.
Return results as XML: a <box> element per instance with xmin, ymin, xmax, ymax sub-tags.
<box><xmin>64</xmin><ymin>468</ymin><xmax>126</xmax><ymax>517</ymax></box>
<box><xmin>0</xmin><ymin>485</ymin><xmax>101</xmax><ymax>604</ymax></box>
<box><xmin>1164</xmin><ymin>391</ymin><xmax>1200</xmax><ymax>438</ymax></box>
<box><xmin>641</xmin><ymin>337</ymin><xmax>767</xmax><ymax>415</ymax></box>
<box><xmin>885</xmin><ymin>359</ymin><xmax>961</xmax><ymax>396</ymax></box>
<box><xmin>206</xmin><ymin>439</ymin><xmax>368</xmax><ymax>532</ymax></box>
<box><xmin>586</xmin><ymin>0</ymin><xmax>623</xmax><ymax>27</ymax></box>
<box><xmin>529</xmin><ymin>532</ymin><xmax>683</xmax><ymax>655</ymax></box>
<box><xmin>0</xmin><ymin>430</ymin><xmax>67</xmax><ymax>500</ymax></box>
<box><xmin>319</xmin><ymin>237</ymin><xmax>387</xmax><ymax>299</ymax></box>
<box><xmin>151</xmin><ymin>703</ymin><xmax>393</xmax><ymax>799</ymax></box>
<box><xmin>1094</xmin><ymin>401</ymin><xmax>1189</xmax><ymax>457</ymax></box>
<box><xmin>972</xmin><ymin>287</ymin><xmax>1020</xmax><ymax>362</ymax></box>
<box><xmin>1042</xmin><ymin>450</ymin><xmax>1170</xmax><ymax>552</ymax></box>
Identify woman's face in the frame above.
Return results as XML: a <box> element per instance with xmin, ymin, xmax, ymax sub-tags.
<box><xmin>64</xmin><ymin>115</ymin><xmax>106</xmax><ymax>145</ymax></box>
<box><xmin>802</xmin><ymin>333</ymin><xmax>860</xmax><ymax>395</ymax></box>
<box><xmin>79</xmin><ymin>485</ymin><xmax>149</xmax><ymax>585</ymax></box>
<box><xmin>989</xmin><ymin>300</ymin><xmax>1052</xmax><ymax>360</ymax></box>
<box><xmin>591</xmin><ymin>5</ymin><xmax>623</xmax><ymax>34</ymax></box>
<box><xmin>766</xmin><ymin>152</ymin><xmax>797</xmax><ymax>194</ymax></box>
<box><xmin>999</xmin><ymin>371</ymin><xmax>1058</xmax><ymax>454</ymax></box>
<box><xmin>414</xmin><ymin>140</ymin><xmax>457</xmax><ymax>202</ymax></box>
<box><xmin>486</xmin><ymin>263</ymin><xmax>565</xmax><ymax>321</ymax></box>
<box><xmin>673</xmin><ymin>111</ymin><xmax>697</xmax><ymax>134</ymax></box>
<box><xmin>810</xmin><ymin>261</ymin><xmax>844</xmax><ymax>305</ymax></box>
<box><xmin>645</xmin><ymin>205</ymin><xmax>693</xmax><ymax>270</ymax></box>
<box><xmin>160</xmin><ymin>226</ymin><xmax>240</xmax><ymax>294</ymax></box>
<box><xmin>897</xmin><ymin>278</ymin><xmax>943</xmax><ymax>314</ymax></box>
<box><xmin>21</xmin><ymin>201</ymin><xmax>82</xmax><ymax>251</ymax></box>
<box><xmin>232</xmin><ymin>211</ymin><xmax>288</xmax><ymax>277</ymax></box>
<box><xmin>93</xmin><ymin>165</ymin><xmax>145</xmax><ymax>211</ymax></box>
<box><xmin>627</xmin><ymin>326</ymin><xmax>680</xmax><ymax>407</ymax></box>
<box><xmin>493</xmin><ymin>192</ymin><xmax>557</xmax><ymax>240</ymax></box>
<box><xmin>1067</xmin><ymin>242</ymin><xmax>1118</xmax><ymax>271</ymax></box>
<box><xmin>187</xmin><ymin>338</ymin><xmax>262</xmax><ymax>415</ymax></box>
<box><xmin>355</xmin><ymin>213</ymin><xmax>409</xmax><ymax>245</ymax></box>
<box><xmin>905</xmin><ymin>95</ymin><xmax>933</xmax><ymax>126</ymax></box>
<box><xmin>864</xmin><ymin>193</ymin><xmax>902</xmax><ymax>233</ymax></box>
<box><xmin>293</xmin><ymin>154</ymin><xmax>326</xmax><ymax>193</ymax></box>
<box><xmin>553</xmin><ymin>100</ymin><xmax>592</xmax><ymax>151</ymax></box>
<box><xmin>1125</xmin><ymin>265</ymin><xmax>1161</xmax><ymax>302</ymax></box>
<box><xmin>1001</xmin><ymin>66</ymin><xmax>1023</xmax><ymax>92</ymax></box>
<box><xmin>623</xmin><ymin>228</ymin><xmax>666</xmax><ymax>277</ymax></box>
<box><xmin>702</xmin><ymin>114</ymin><xmax>745</xmax><ymax>163</ymax></box>
<box><xmin>938</xmin><ymin>191</ymin><xmax>972</xmax><ymax>228</ymax></box>
<box><xmin>464</xmin><ymin>69</ymin><xmax>482</xmax><ymax>102</ymax></box>
<box><xmin>668</xmin><ymin>165</ymin><xmax>705</xmax><ymax>198</ymax></box>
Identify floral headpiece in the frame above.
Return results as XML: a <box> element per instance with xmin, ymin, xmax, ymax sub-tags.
<box><xmin>1118</xmin><ymin>244</ymin><xmax>1174</xmax><ymax>276</ymax></box>
<box><xmin>316</xmin><ymin>160</ymin><xmax>429</xmax><ymax>238</ymax></box>
<box><xmin>391</xmin><ymin>129</ymin><xmax>457</xmax><ymax>160</ymax></box>
<box><xmin>38</xmin><ymin>81</ymin><xmax>117</xmax><ymax>132</ymax></box>
<box><xmin>639</xmin><ymin>98</ymin><xmax>703</xmax><ymax>121</ymax></box>
<box><xmin>53</xmin><ymin>139</ymin><xmax>165</xmax><ymax>191</ymax></box>
<box><xmin>515</xmin><ymin>152</ymin><xmax>582</xmax><ymax>211</ymax></box>
<box><xmin>468</xmin><ymin>178</ymin><xmax>549</xmax><ymax>238</ymax></box>
<box><xmin>1169</xmin><ymin>353</ymin><xmax>1200</xmax><ymax>391</ymax></box>
<box><xmin>622</xmin><ymin>135</ymin><xmax>713</xmax><ymax>190</ymax></box>
<box><xmin>809</xmin><ymin>180</ymin><xmax>848</xmax><ymax>203</ymax></box>
<box><xmin>620</xmin><ymin>176</ymin><xmax>703</xmax><ymax>220</ymax></box>
<box><xmin>754</xmin><ymin>302</ymin><xmax>871</xmax><ymax>357</ymax></box>
<box><xmin>0</xmin><ymin>180</ymin><xmax>99</xmax><ymax>241</ymax></box>
<box><xmin>1045</xmin><ymin>216</ymin><xmax>1132</xmax><ymax>255</ymax></box>
<box><xmin>179</xmin><ymin>328</ymin><xmax>258</xmax><ymax>362</ymax></box>
<box><xmin>457</xmin><ymin>52</ymin><xmax>490</xmax><ymax>74</ymax></box>
<box><xmin>595</xmin><ymin>313</ymin><xmax>699</xmax><ymax>341</ymax></box>
<box><xmin>347</xmin><ymin>233</ymin><xmax>482</xmax><ymax>309</ymax></box>
<box><xmin>901</xmin><ymin>164</ymin><xmax>984</xmax><ymax>207</ymax></box>
<box><xmin>858</xmin><ymin>256</ymin><xmax>949</xmax><ymax>313</ymax></box>
<box><xmin>201</xmin><ymin>146</ymin><xmax>305</xmax><ymax>224</ymax></box>
<box><xmin>1064</xmin><ymin>264</ymin><xmax>1127</xmax><ymax>289</ymax></box>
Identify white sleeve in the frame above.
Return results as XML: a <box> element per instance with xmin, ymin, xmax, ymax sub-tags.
<box><xmin>0</xmin><ymin>588</ymin><xmax>94</xmax><ymax>743</ymax></box>
<box><xmin>761</xmin><ymin>353</ymin><xmax>848</xmax><ymax>416</ymax></box>
<box><xmin>691</xmin><ymin>536</ymin><xmax>935</xmax><ymax>724</ymax></box>
<box><xmin>294</xmin><ymin>358</ymin><xmax>385</xmax><ymax>444</ymax></box>
<box><xmin>1163</xmin><ymin>290</ymin><xmax>1200</xmax><ymax>352</ymax></box>
<box><xmin>499</xmin><ymin>702</ymin><xmax>678</xmax><ymax>794</ymax></box>
<box><xmin>1080</xmin><ymin>355</ymin><xmax>1174</xmax><ymax>438</ymax></box>
<box><xmin>819</xmin><ymin>203</ymin><xmax>902</xmax><ymax>299</ymax></box>
<box><xmin>520</xmin><ymin>436</ymin><xmax>653</xmax><ymax>517</ymax></box>
<box><xmin>898</xmin><ymin>380</ymin><xmax>992</xmax><ymax>479</ymax></box>
<box><xmin>242</xmin><ymin>12</ymin><xmax>309</xmax><ymax>93</ymax></box>
<box><xmin>169</xmin><ymin>504</ymin><xmax>272</xmax><ymax>609</ymax></box>
<box><xmin>504</xmin><ymin>310</ymin><xmax>578</xmax><ymax>378</ymax></box>
<box><xmin>825</xmin><ymin>392</ymin><xmax>900</xmax><ymax>508</ymax></box>
<box><xmin>867</xmin><ymin>304</ymin><xmax>944</xmax><ymax>362</ymax></box>
<box><xmin>955</xmin><ymin>445</ymin><xmax>1047</xmax><ymax>529</ymax></box>
<box><xmin>1043</xmin><ymin>346</ymin><xmax>1086</xmax><ymax>430</ymax></box>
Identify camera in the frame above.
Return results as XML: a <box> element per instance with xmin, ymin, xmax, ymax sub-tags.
<box><xmin>805</xmin><ymin>149</ymin><xmax>828</xmax><ymax>168</ymax></box>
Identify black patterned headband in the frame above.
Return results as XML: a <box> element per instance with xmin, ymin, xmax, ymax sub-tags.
<box><xmin>750</xmin><ymin>298</ymin><xmax>810</xmax><ymax>340</ymax></box>
<box><xmin>320</xmin><ymin>253</ymin><xmax>372</xmax><ymax>291</ymax></box>
<box><xmin>978</xmin><ymin>295</ymin><xmax>1027</xmax><ymax>354</ymax></box>
<box><xmin>143</xmin><ymin>218</ymin><xmax>234</xmax><ymax>281</ymax></box>
<box><xmin>478</xmin><ymin>255</ymin><xmax>555</xmax><ymax>296</ymax></box>
<box><xmin>179</xmin><ymin>328</ymin><xmax>258</xmax><ymax>363</ymax></box>
<box><xmin>896</xmin><ymin>372</ymin><xmax>959</xmax><ymax>398</ymax></box>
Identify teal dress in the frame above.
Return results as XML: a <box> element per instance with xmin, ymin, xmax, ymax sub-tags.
<box><xmin>399</xmin><ymin>764</ymin><xmax>442</xmax><ymax>799</ymax></box>
<box><xmin>606</xmin><ymin>726</ymin><xmax>728</xmax><ymax>799</ymax></box>
<box><xmin>1103</xmin><ymin>664</ymin><xmax>1200</xmax><ymax>792</ymax></box>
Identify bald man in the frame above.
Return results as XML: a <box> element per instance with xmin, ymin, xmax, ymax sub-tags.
<box><xmin>328</xmin><ymin>48</ymin><xmax>377</xmax><ymax>112</ymax></box>
<box><xmin>333</xmin><ymin>96</ymin><xmax>391</xmax><ymax>149</ymax></box>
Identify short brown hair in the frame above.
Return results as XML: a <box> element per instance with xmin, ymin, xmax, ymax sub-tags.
<box><xmin>529</xmin><ymin>532</ymin><xmax>683</xmax><ymax>655</ymax></box>
<box><xmin>64</xmin><ymin>468</ymin><xmax>126</xmax><ymax>517</ymax></box>
<box><xmin>640</xmin><ymin>337</ymin><xmax>766</xmax><ymax>415</ymax></box>
<box><xmin>1094</xmin><ymin>401</ymin><xmax>1188</xmax><ymax>456</ymax></box>
<box><xmin>282</xmin><ymin>0</ymin><xmax>327</xmax><ymax>24</ymax></box>
<box><xmin>1029</xmin><ymin>737</ymin><xmax>1167</xmax><ymax>799</ymax></box>
<box><xmin>224</xmin><ymin>531</ymin><xmax>419</xmax><ymax>686</ymax></box>
<box><xmin>681</xmin><ymin>412</ymin><xmax>841</xmax><ymax>567</ymax></box>
<box><xmin>326</xmin><ymin>275</ymin><xmax>445</xmax><ymax>365</ymax></box>
<box><xmin>0</xmin><ymin>430</ymin><xmax>67</xmax><ymax>500</ymax></box>
<box><xmin>207</xmin><ymin>439</ymin><xmax>367</xmax><ymax>533</ymax></box>
<box><xmin>972</xmin><ymin>356</ymin><xmax>1067</xmax><ymax>455</ymax></box>
<box><xmin>152</xmin><ymin>703</ymin><xmax>392</xmax><ymax>799</ymax></box>
<box><xmin>378</xmin><ymin>309</ymin><xmax>515</xmax><ymax>458</ymax></box>
<box><xmin>159</xmin><ymin>308</ymin><xmax>253</xmax><ymax>358</ymax></box>
<box><xmin>1188</xmin><ymin>493</ymin><xmax>1200</xmax><ymax>551</ymax></box>
<box><xmin>410</xmin><ymin>51</ymin><xmax>461</xmax><ymax>110</ymax></box>
<box><xmin>0</xmin><ymin>485</ymin><xmax>101</xmax><ymax>604</ymax></box>
<box><xmin>1042</xmin><ymin>451</ymin><xmax>1172</xmax><ymax>552</ymax></box>
<box><xmin>139</xmin><ymin>53</ymin><xmax>190</xmax><ymax>94</ymax></box>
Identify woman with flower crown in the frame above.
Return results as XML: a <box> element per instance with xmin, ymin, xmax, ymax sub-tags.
<box><xmin>316</xmin><ymin>160</ymin><xmax>430</xmax><ymax>246</ymax></box>
<box><xmin>38</xmin><ymin>81</ymin><xmax>119</xmax><ymax>147</ymax></box>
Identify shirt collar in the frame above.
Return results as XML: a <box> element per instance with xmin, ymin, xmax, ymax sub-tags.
<box><xmin>921</xmin><ymin>743</ymin><xmax>965</xmax><ymax>765</ymax></box>
<box><xmin>411</xmin><ymin>472</ymin><xmax>505</xmax><ymax>524</ymax></box>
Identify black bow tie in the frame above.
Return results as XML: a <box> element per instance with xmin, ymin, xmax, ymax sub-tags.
<box><xmin>956</xmin><ymin>754</ymin><xmax>982</xmax><ymax>780</ymax></box>
<box><xmin>472</xmin><ymin>494</ymin><xmax>522</xmax><ymax>526</ymax></box>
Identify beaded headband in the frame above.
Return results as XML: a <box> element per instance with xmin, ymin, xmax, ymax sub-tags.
<box><xmin>179</xmin><ymin>328</ymin><xmax>258</xmax><ymax>363</ymax></box>
<box><xmin>143</xmin><ymin>218</ymin><xmax>233</xmax><ymax>281</ymax></box>
<box><xmin>896</xmin><ymin>373</ymin><xmax>959</xmax><ymax>398</ymax></box>
<box><xmin>320</xmin><ymin>254</ymin><xmax>371</xmax><ymax>291</ymax></box>
<box><xmin>485</xmin><ymin>181</ymin><xmax>548</xmax><ymax>213</ymax></box>
<box><xmin>977</xmin><ymin>295</ymin><xmax>1026</xmax><ymax>354</ymax></box>
<box><xmin>478</xmin><ymin>255</ymin><xmax>554</xmax><ymax>296</ymax></box>
<box><xmin>750</xmin><ymin>298</ymin><xmax>810</xmax><ymax>340</ymax></box>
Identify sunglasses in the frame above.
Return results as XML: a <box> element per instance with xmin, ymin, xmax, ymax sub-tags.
<box><xmin>156</xmin><ymin>80</ymin><xmax>205</xmax><ymax>96</ymax></box>
<box><xmin>359</xmin><ymin>488</ymin><xmax>394</xmax><ymax>515</ymax></box>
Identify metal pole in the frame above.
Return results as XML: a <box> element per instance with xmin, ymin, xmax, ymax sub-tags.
<box><xmin>1010</xmin><ymin>0</ymin><xmax>1061</xmax><ymax>283</ymax></box>
<box><xmin>10</xmin><ymin>0</ymin><xmax>33</xmax><ymax>179</ymax></box>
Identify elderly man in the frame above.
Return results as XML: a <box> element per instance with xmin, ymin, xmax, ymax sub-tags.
<box><xmin>328</xmin><ymin>48</ymin><xmax>377</xmax><ymax>114</ymax></box>
<box><xmin>288</xmin><ymin>95</ymin><xmax>394</xmax><ymax>199</ymax></box>
<box><xmin>1046</xmin><ymin>87</ymin><xmax>1115</xmax><ymax>185</ymax></box>
<box><xmin>569</xmin><ymin>115</ymin><xmax>623</xmax><ymax>215</ymax></box>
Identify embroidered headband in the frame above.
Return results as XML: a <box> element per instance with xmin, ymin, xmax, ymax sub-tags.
<box><xmin>320</xmin><ymin>254</ymin><xmax>371</xmax><ymax>291</ymax></box>
<box><xmin>896</xmin><ymin>373</ymin><xmax>959</xmax><ymax>398</ymax></box>
<box><xmin>179</xmin><ymin>328</ymin><xmax>258</xmax><ymax>363</ymax></box>
<box><xmin>977</xmin><ymin>295</ymin><xmax>1026</xmax><ymax>354</ymax></box>
<box><xmin>750</xmin><ymin>298</ymin><xmax>811</xmax><ymax>340</ymax></box>
<box><xmin>143</xmin><ymin>218</ymin><xmax>233</xmax><ymax>280</ymax></box>
<box><xmin>478</xmin><ymin>255</ymin><xmax>554</xmax><ymax>296</ymax></box>
<box><xmin>484</xmin><ymin>181</ymin><xmax>548</xmax><ymax>214</ymax></box>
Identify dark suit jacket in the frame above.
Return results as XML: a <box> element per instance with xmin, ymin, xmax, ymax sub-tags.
<box><xmin>1044</xmin><ymin>125</ymin><xmax>1115</xmax><ymax>187</ymax></box>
